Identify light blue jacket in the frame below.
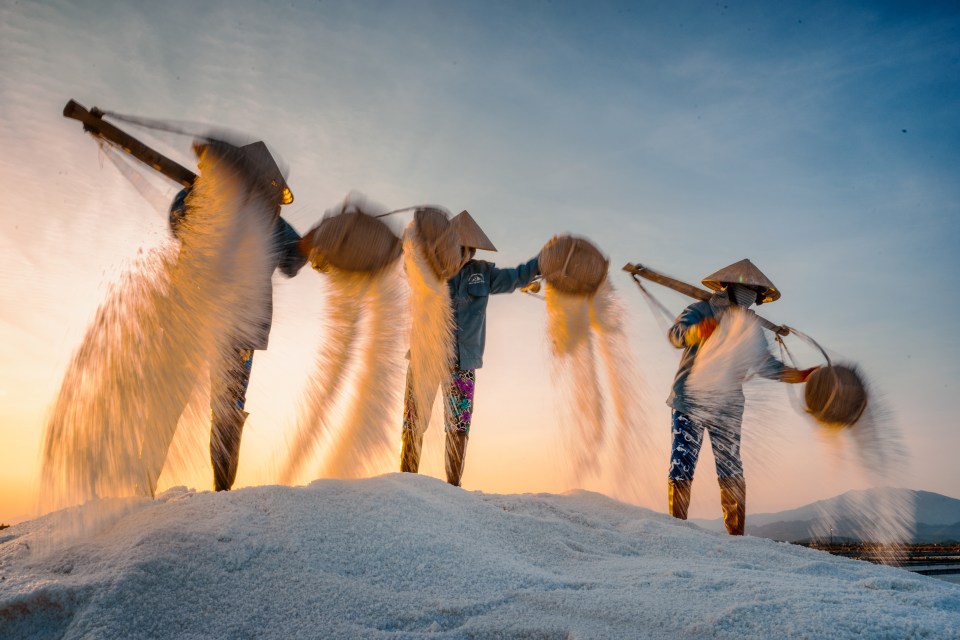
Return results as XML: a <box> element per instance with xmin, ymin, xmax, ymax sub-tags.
<box><xmin>448</xmin><ymin>257</ymin><xmax>539</xmax><ymax>370</ymax></box>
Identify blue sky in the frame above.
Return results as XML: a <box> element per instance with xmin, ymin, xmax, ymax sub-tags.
<box><xmin>1</xmin><ymin>0</ymin><xmax>958</xmax><ymax>523</ymax></box>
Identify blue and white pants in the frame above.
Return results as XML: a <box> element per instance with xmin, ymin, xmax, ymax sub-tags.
<box><xmin>668</xmin><ymin>410</ymin><xmax>743</xmax><ymax>481</ymax></box>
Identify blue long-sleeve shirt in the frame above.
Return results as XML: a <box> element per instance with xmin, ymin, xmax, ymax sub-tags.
<box><xmin>448</xmin><ymin>257</ymin><xmax>539</xmax><ymax>370</ymax></box>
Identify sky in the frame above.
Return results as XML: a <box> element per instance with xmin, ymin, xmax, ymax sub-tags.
<box><xmin>1</xmin><ymin>477</ymin><xmax>958</xmax><ymax>637</ymax></box>
<box><xmin>1</xmin><ymin>0</ymin><xmax>959</xmax><ymax>524</ymax></box>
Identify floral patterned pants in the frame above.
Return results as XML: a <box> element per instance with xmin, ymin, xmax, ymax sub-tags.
<box><xmin>402</xmin><ymin>367</ymin><xmax>476</xmax><ymax>434</ymax></box>
<box><xmin>668</xmin><ymin>410</ymin><xmax>743</xmax><ymax>481</ymax></box>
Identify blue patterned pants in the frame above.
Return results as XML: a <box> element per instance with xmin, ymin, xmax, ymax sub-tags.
<box><xmin>668</xmin><ymin>410</ymin><xmax>743</xmax><ymax>481</ymax></box>
<box><xmin>209</xmin><ymin>347</ymin><xmax>254</xmax><ymax>491</ymax></box>
<box><xmin>402</xmin><ymin>368</ymin><xmax>476</xmax><ymax>434</ymax></box>
<box><xmin>211</xmin><ymin>348</ymin><xmax>254</xmax><ymax>414</ymax></box>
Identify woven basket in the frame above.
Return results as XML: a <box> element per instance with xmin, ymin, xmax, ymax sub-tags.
<box><xmin>413</xmin><ymin>208</ymin><xmax>463</xmax><ymax>281</ymax></box>
<box><xmin>539</xmin><ymin>235</ymin><xmax>609</xmax><ymax>295</ymax></box>
<box><xmin>301</xmin><ymin>211</ymin><xmax>401</xmax><ymax>273</ymax></box>
<box><xmin>804</xmin><ymin>364</ymin><xmax>868</xmax><ymax>427</ymax></box>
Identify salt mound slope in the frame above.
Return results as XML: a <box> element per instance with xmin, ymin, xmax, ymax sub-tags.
<box><xmin>1</xmin><ymin>475</ymin><xmax>958</xmax><ymax>639</ymax></box>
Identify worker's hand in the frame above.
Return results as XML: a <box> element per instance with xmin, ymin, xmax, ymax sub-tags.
<box><xmin>684</xmin><ymin>317</ymin><xmax>718</xmax><ymax>346</ymax></box>
<box><xmin>782</xmin><ymin>366</ymin><xmax>819</xmax><ymax>384</ymax></box>
<box><xmin>520</xmin><ymin>279</ymin><xmax>542</xmax><ymax>294</ymax></box>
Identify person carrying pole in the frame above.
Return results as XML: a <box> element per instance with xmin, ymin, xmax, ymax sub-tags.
<box><xmin>167</xmin><ymin>141</ymin><xmax>306</xmax><ymax>492</ymax></box>
<box><xmin>62</xmin><ymin>102</ymin><xmax>307</xmax><ymax>494</ymax></box>
<box><xmin>666</xmin><ymin>259</ymin><xmax>815</xmax><ymax>535</ymax></box>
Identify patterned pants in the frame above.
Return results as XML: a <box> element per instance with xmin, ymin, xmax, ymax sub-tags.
<box><xmin>209</xmin><ymin>347</ymin><xmax>254</xmax><ymax>490</ymax></box>
<box><xmin>211</xmin><ymin>348</ymin><xmax>255</xmax><ymax>415</ymax></box>
<box><xmin>402</xmin><ymin>367</ymin><xmax>476</xmax><ymax>434</ymax></box>
<box><xmin>668</xmin><ymin>410</ymin><xmax>743</xmax><ymax>481</ymax></box>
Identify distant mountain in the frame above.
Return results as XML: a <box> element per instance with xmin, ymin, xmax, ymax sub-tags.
<box><xmin>692</xmin><ymin>488</ymin><xmax>960</xmax><ymax>543</ymax></box>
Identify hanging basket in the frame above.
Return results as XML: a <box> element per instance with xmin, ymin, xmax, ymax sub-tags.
<box><xmin>412</xmin><ymin>207</ymin><xmax>463</xmax><ymax>281</ymax></box>
<box><xmin>301</xmin><ymin>211</ymin><xmax>402</xmax><ymax>274</ymax></box>
<box><xmin>804</xmin><ymin>364</ymin><xmax>868</xmax><ymax>427</ymax></box>
<box><xmin>539</xmin><ymin>235</ymin><xmax>609</xmax><ymax>295</ymax></box>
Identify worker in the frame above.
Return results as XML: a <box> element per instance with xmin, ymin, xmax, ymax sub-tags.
<box><xmin>165</xmin><ymin>140</ymin><xmax>306</xmax><ymax>492</ymax></box>
<box><xmin>667</xmin><ymin>259</ymin><xmax>816</xmax><ymax>534</ymax></box>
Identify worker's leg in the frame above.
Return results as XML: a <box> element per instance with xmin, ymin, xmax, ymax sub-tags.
<box><xmin>401</xmin><ymin>366</ymin><xmax>436</xmax><ymax>473</ymax></box>
<box><xmin>667</xmin><ymin>410</ymin><xmax>703</xmax><ymax>519</ymax></box>
<box><xmin>707</xmin><ymin>415</ymin><xmax>745</xmax><ymax>535</ymax></box>
<box><xmin>443</xmin><ymin>369</ymin><xmax>475</xmax><ymax>487</ymax></box>
<box><xmin>210</xmin><ymin>348</ymin><xmax>254</xmax><ymax>491</ymax></box>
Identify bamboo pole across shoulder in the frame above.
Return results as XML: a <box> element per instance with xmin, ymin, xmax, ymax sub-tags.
<box><xmin>624</xmin><ymin>264</ymin><xmax>873</xmax><ymax>427</ymax></box>
<box><xmin>63</xmin><ymin>99</ymin><xmax>197</xmax><ymax>188</ymax></box>
<box><xmin>622</xmin><ymin>263</ymin><xmax>790</xmax><ymax>336</ymax></box>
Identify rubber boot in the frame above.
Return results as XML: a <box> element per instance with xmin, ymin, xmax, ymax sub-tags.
<box><xmin>668</xmin><ymin>479</ymin><xmax>692</xmax><ymax>520</ymax></box>
<box><xmin>444</xmin><ymin>431</ymin><xmax>469</xmax><ymax>487</ymax></box>
<box><xmin>212</xmin><ymin>409</ymin><xmax>248</xmax><ymax>492</ymax></box>
<box><xmin>718</xmin><ymin>475</ymin><xmax>746</xmax><ymax>536</ymax></box>
<box><xmin>400</xmin><ymin>429</ymin><xmax>424</xmax><ymax>473</ymax></box>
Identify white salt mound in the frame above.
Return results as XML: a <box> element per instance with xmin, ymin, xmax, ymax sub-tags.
<box><xmin>1</xmin><ymin>476</ymin><xmax>958</xmax><ymax>639</ymax></box>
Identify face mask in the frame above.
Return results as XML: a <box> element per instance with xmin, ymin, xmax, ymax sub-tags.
<box><xmin>728</xmin><ymin>284</ymin><xmax>757</xmax><ymax>308</ymax></box>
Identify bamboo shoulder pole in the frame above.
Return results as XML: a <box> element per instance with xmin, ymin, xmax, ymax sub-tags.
<box><xmin>63</xmin><ymin>99</ymin><xmax>197</xmax><ymax>188</ymax></box>
<box><xmin>623</xmin><ymin>263</ymin><xmax>789</xmax><ymax>336</ymax></box>
<box><xmin>623</xmin><ymin>262</ymin><xmax>711</xmax><ymax>301</ymax></box>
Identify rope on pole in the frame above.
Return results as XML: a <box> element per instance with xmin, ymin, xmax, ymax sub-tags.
<box><xmin>780</xmin><ymin>325</ymin><xmax>833</xmax><ymax>368</ymax></box>
<box><xmin>629</xmin><ymin>274</ymin><xmax>675</xmax><ymax>336</ymax></box>
<box><xmin>99</xmin><ymin>110</ymin><xmax>208</xmax><ymax>139</ymax></box>
<box><xmin>374</xmin><ymin>205</ymin><xmax>451</xmax><ymax>219</ymax></box>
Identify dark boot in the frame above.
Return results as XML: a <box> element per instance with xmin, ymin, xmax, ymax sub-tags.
<box><xmin>444</xmin><ymin>431</ymin><xmax>469</xmax><ymax>487</ymax></box>
<box><xmin>718</xmin><ymin>475</ymin><xmax>746</xmax><ymax>536</ymax></box>
<box><xmin>212</xmin><ymin>409</ymin><xmax>248</xmax><ymax>491</ymax></box>
<box><xmin>400</xmin><ymin>429</ymin><xmax>424</xmax><ymax>473</ymax></box>
<box><xmin>668</xmin><ymin>479</ymin><xmax>692</xmax><ymax>520</ymax></box>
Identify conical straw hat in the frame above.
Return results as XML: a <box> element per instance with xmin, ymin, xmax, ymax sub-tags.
<box><xmin>701</xmin><ymin>258</ymin><xmax>780</xmax><ymax>303</ymax></box>
<box><xmin>241</xmin><ymin>141</ymin><xmax>294</xmax><ymax>205</ymax></box>
<box><xmin>452</xmin><ymin>210</ymin><xmax>497</xmax><ymax>251</ymax></box>
<box><xmin>195</xmin><ymin>139</ymin><xmax>294</xmax><ymax>206</ymax></box>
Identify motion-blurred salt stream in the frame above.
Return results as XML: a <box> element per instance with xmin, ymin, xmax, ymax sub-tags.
<box><xmin>39</xmin><ymin>159</ymin><xmax>912</xmax><ymax>551</ymax></box>
<box><xmin>41</xmin><ymin>146</ymin><xmax>275</xmax><ymax>538</ymax></box>
<box><xmin>545</xmin><ymin>279</ymin><xmax>654</xmax><ymax>505</ymax></box>
<box><xmin>398</xmin><ymin>223</ymin><xmax>457</xmax><ymax>445</ymax></box>
<box><xmin>281</xmin><ymin>265</ymin><xmax>406</xmax><ymax>483</ymax></box>
<box><xmin>687</xmin><ymin>308</ymin><xmax>912</xmax><ymax>548</ymax></box>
